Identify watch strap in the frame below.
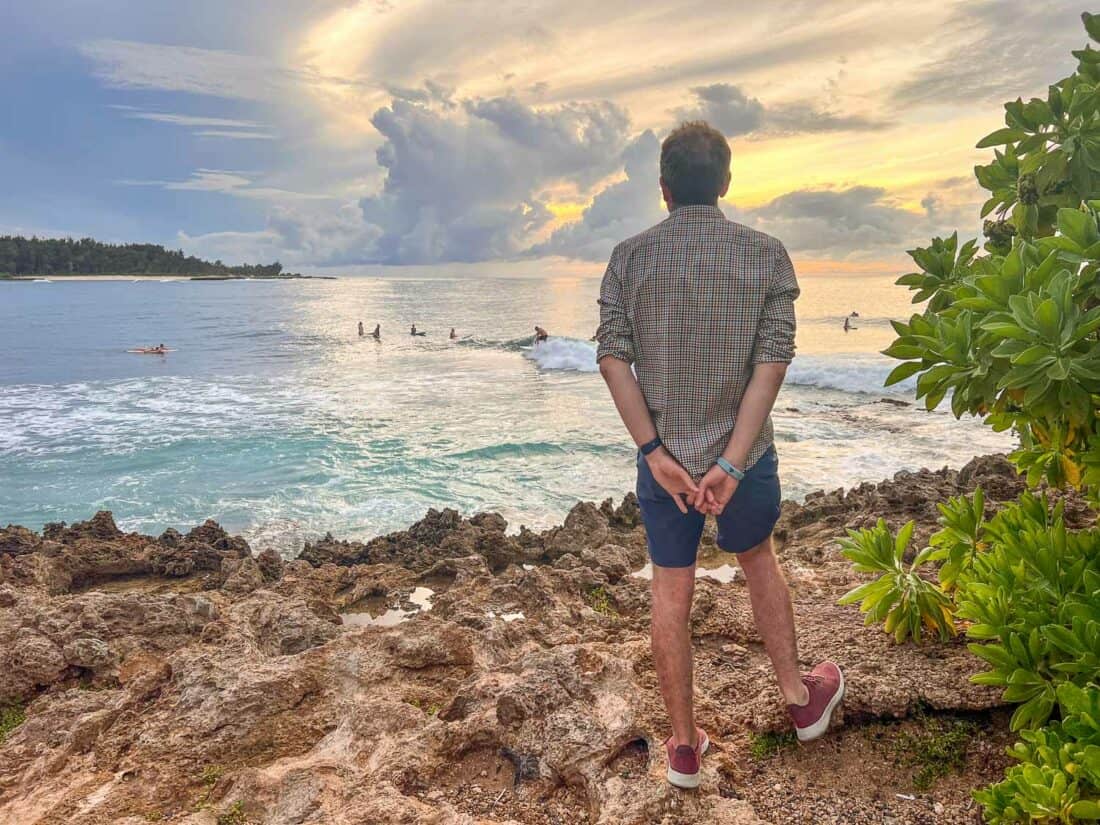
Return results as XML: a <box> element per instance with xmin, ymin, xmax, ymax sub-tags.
<box><xmin>640</xmin><ymin>436</ymin><xmax>663</xmax><ymax>456</ymax></box>
<box><xmin>716</xmin><ymin>456</ymin><xmax>745</xmax><ymax>481</ymax></box>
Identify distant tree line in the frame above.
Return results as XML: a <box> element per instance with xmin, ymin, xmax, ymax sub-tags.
<box><xmin>0</xmin><ymin>236</ymin><xmax>287</xmax><ymax>277</ymax></box>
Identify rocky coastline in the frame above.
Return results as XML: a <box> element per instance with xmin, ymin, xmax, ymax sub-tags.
<box><xmin>0</xmin><ymin>455</ymin><xmax>1041</xmax><ymax>824</ymax></box>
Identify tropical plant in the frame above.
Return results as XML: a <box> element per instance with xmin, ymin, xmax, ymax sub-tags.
<box><xmin>956</xmin><ymin>494</ymin><xmax>1100</xmax><ymax>731</ymax></box>
<box><xmin>837</xmin><ymin>519</ymin><xmax>956</xmax><ymax>643</ymax></box>
<box><xmin>975</xmin><ymin>682</ymin><xmax>1100</xmax><ymax>823</ymax></box>
<box><xmin>927</xmin><ymin>486</ymin><xmax>987</xmax><ymax>590</ymax></box>
<box><xmin>843</xmin><ymin>12</ymin><xmax>1100</xmax><ymax>821</ymax></box>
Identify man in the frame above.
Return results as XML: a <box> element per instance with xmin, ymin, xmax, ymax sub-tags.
<box><xmin>534</xmin><ymin>325</ymin><xmax>549</xmax><ymax>345</ymax></box>
<box><xmin>372</xmin><ymin>323</ymin><xmax>381</xmax><ymax>340</ymax></box>
<box><xmin>358</xmin><ymin>321</ymin><xmax>365</xmax><ymax>337</ymax></box>
<box><xmin>595</xmin><ymin>121</ymin><xmax>843</xmax><ymax>790</ymax></box>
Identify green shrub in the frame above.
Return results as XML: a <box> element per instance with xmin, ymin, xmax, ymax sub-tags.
<box><xmin>956</xmin><ymin>493</ymin><xmax>1100</xmax><ymax>730</ymax></box>
<box><xmin>975</xmin><ymin>682</ymin><xmax>1100</xmax><ymax>823</ymax></box>
<box><xmin>837</xmin><ymin>519</ymin><xmax>956</xmax><ymax>643</ymax></box>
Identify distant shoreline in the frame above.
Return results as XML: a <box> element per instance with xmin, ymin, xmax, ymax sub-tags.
<box><xmin>0</xmin><ymin>274</ymin><xmax>337</xmax><ymax>281</ymax></box>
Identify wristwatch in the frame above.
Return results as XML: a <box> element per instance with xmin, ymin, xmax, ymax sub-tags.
<box><xmin>640</xmin><ymin>436</ymin><xmax>663</xmax><ymax>456</ymax></box>
<box><xmin>716</xmin><ymin>456</ymin><xmax>746</xmax><ymax>481</ymax></box>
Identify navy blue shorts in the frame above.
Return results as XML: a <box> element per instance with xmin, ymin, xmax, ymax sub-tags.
<box><xmin>636</xmin><ymin>445</ymin><xmax>782</xmax><ymax>568</ymax></box>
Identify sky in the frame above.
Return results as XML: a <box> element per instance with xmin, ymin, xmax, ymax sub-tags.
<box><xmin>0</xmin><ymin>0</ymin><xmax>1091</xmax><ymax>275</ymax></box>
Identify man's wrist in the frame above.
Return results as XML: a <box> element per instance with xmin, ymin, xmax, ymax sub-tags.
<box><xmin>716</xmin><ymin>456</ymin><xmax>746</xmax><ymax>481</ymax></box>
<box><xmin>639</xmin><ymin>435</ymin><xmax>663</xmax><ymax>456</ymax></box>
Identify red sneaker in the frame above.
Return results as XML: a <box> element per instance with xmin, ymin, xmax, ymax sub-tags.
<box><xmin>787</xmin><ymin>661</ymin><xmax>845</xmax><ymax>742</ymax></box>
<box><xmin>664</xmin><ymin>727</ymin><xmax>710</xmax><ymax>789</ymax></box>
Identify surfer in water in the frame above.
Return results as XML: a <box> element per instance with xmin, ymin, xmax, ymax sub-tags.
<box><xmin>131</xmin><ymin>343</ymin><xmax>168</xmax><ymax>354</ymax></box>
<box><xmin>843</xmin><ymin>316</ymin><xmax>858</xmax><ymax>333</ymax></box>
<box><xmin>534</xmin><ymin>325</ymin><xmax>549</xmax><ymax>345</ymax></box>
<box><xmin>358</xmin><ymin>321</ymin><xmax>365</xmax><ymax>337</ymax></box>
<box><xmin>450</xmin><ymin>328</ymin><xmax>458</xmax><ymax>340</ymax></box>
<box><xmin>371</xmin><ymin>324</ymin><xmax>381</xmax><ymax>340</ymax></box>
<box><xmin>410</xmin><ymin>324</ymin><xmax>426</xmax><ymax>337</ymax></box>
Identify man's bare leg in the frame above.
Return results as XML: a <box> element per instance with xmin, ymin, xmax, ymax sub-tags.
<box><xmin>651</xmin><ymin>563</ymin><xmax>698</xmax><ymax>747</ymax></box>
<box><xmin>736</xmin><ymin>536</ymin><xmax>810</xmax><ymax>706</ymax></box>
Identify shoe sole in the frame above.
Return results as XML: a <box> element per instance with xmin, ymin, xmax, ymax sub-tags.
<box><xmin>666</xmin><ymin>731</ymin><xmax>709</xmax><ymax>789</ymax></box>
<box><xmin>795</xmin><ymin>668</ymin><xmax>845</xmax><ymax>743</ymax></box>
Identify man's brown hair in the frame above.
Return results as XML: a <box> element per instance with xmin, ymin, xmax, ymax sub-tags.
<box><xmin>659</xmin><ymin>121</ymin><xmax>731</xmax><ymax>206</ymax></box>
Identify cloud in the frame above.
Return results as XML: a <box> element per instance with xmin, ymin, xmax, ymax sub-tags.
<box><xmin>194</xmin><ymin>130</ymin><xmax>277</xmax><ymax>140</ymax></box>
<box><xmin>891</xmin><ymin>0</ymin><xmax>1084</xmax><ymax>106</ymax></box>
<box><xmin>736</xmin><ymin>184</ymin><xmax>977</xmax><ymax>259</ymax></box>
<box><xmin>673</xmin><ymin>83</ymin><xmax>890</xmax><ymax>137</ymax></box>
<box><xmin>109</xmin><ymin>108</ymin><xmax>265</xmax><ymax>129</ymax></box>
<box><xmin>764</xmin><ymin>103</ymin><xmax>890</xmax><ymax>135</ymax></box>
<box><xmin>356</xmin><ymin>92</ymin><xmax>634</xmax><ymax>263</ymax></box>
<box><xmin>180</xmin><ymin>202</ymin><xmax>383</xmax><ymax>267</ymax></box>
<box><xmin>105</xmin><ymin>106</ymin><xmax>276</xmax><ymax>140</ymax></box>
<box><xmin>117</xmin><ymin>169</ymin><xmax>322</xmax><ymax>200</ymax></box>
<box><xmin>178</xmin><ymin>90</ymin><xmax>637</xmax><ymax>266</ymax></box>
<box><xmin>528</xmin><ymin>130</ymin><xmax>664</xmax><ymax>261</ymax></box>
<box><xmin>673</xmin><ymin>85</ymin><xmax>764</xmax><ymax>136</ymax></box>
<box><xmin>79</xmin><ymin>39</ymin><xmax>367</xmax><ymax>103</ymax></box>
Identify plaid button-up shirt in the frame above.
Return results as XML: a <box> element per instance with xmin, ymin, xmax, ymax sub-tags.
<box><xmin>596</xmin><ymin>204</ymin><xmax>799</xmax><ymax>479</ymax></box>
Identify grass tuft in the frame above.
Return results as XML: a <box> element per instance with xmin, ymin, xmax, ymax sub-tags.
<box><xmin>894</xmin><ymin>716</ymin><xmax>976</xmax><ymax>790</ymax></box>
<box><xmin>0</xmin><ymin>704</ymin><xmax>26</xmax><ymax>744</ymax></box>
<box><xmin>216</xmin><ymin>801</ymin><xmax>247</xmax><ymax>825</ymax></box>
<box><xmin>748</xmin><ymin>730</ymin><xmax>797</xmax><ymax>760</ymax></box>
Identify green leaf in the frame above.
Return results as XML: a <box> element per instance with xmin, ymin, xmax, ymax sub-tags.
<box><xmin>977</xmin><ymin>128</ymin><xmax>1028</xmax><ymax>148</ymax></box>
<box><xmin>884</xmin><ymin>361</ymin><xmax>923</xmax><ymax>386</ymax></box>
<box><xmin>1058</xmin><ymin>208</ymin><xmax>1097</xmax><ymax>247</ymax></box>
<box><xmin>1085</xmin><ymin>11</ymin><xmax>1100</xmax><ymax>43</ymax></box>
<box><xmin>1069</xmin><ymin>800</ymin><xmax>1100</xmax><ymax>818</ymax></box>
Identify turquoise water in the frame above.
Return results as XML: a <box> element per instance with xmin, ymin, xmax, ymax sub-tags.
<box><xmin>0</xmin><ymin>273</ymin><xmax>1011</xmax><ymax>554</ymax></box>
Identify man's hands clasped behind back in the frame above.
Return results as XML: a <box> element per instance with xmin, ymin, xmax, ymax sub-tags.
<box><xmin>644</xmin><ymin>448</ymin><xmax>739</xmax><ymax>516</ymax></box>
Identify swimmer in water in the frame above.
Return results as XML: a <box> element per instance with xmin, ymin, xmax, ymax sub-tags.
<box><xmin>358</xmin><ymin>321</ymin><xmax>365</xmax><ymax>337</ymax></box>
<box><xmin>450</xmin><ymin>328</ymin><xmax>457</xmax><ymax>340</ymax></box>
<box><xmin>534</xmin><ymin>325</ymin><xmax>549</xmax><ymax>345</ymax></box>
<box><xmin>371</xmin><ymin>323</ymin><xmax>381</xmax><ymax>340</ymax></box>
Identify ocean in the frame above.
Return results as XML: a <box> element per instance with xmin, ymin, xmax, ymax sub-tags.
<box><xmin>0</xmin><ymin>272</ymin><xmax>1012</xmax><ymax>554</ymax></box>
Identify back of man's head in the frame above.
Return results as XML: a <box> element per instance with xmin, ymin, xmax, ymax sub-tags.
<box><xmin>659</xmin><ymin>121</ymin><xmax>731</xmax><ymax>206</ymax></box>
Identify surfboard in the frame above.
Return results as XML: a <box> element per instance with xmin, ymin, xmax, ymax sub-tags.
<box><xmin>126</xmin><ymin>348</ymin><xmax>177</xmax><ymax>354</ymax></box>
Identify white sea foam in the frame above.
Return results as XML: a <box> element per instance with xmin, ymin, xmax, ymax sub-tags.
<box><xmin>521</xmin><ymin>337</ymin><xmax>598</xmax><ymax>372</ymax></box>
<box><xmin>784</xmin><ymin>354</ymin><xmax>914</xmax><ymax>396</ymax></box>
<box><xmin>519</xmin><ymin>337</ymin><xmax>911</xmax><ymax>397</ymax></box>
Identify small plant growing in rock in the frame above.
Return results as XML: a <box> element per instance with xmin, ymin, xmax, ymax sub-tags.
<box><xmin>837</xmin><ymin>519</ymin><xmax>956</xmax><ymax>643</ymax></box>
<box><xmin>585</xmin><ymin>585</ymin><xmax>618</xmax><ymax>617</ymax></box>
<box><xmin>216</xmin><ymin>801</ymin><xmax>247</xmax><ymax>825</ymax></box>
<box><xmin>0</xmin><ymin>704</ymin><xmax>25</xmax><ymax>744</ymax></box>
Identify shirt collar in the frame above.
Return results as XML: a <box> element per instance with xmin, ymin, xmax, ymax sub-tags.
<box><xmin>667</xmin><ymin>203</ymin><xmax>724</xmax><ymax>219</ymax></box>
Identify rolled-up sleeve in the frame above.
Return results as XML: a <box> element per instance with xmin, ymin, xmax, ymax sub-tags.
<box><xmin>752</xmin><ymin>242</ymin><xmax>800</xmax><ymax>364</ymax></box>
<box><xmin>596</xmin><ymin>251</ymin><xmax>635</xmax><ymax>364</ymax></box>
